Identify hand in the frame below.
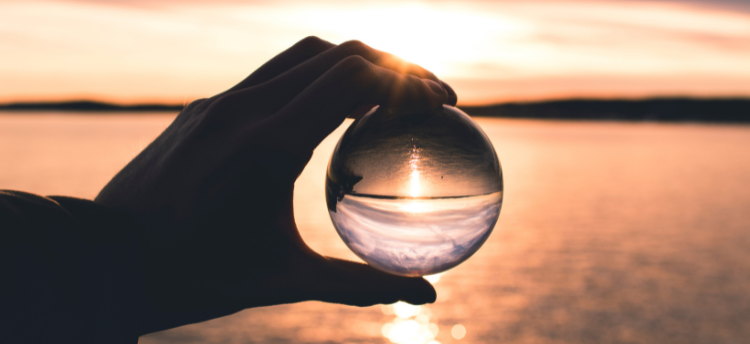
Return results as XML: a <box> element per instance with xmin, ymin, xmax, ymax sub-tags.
<box><xmin>95</xmin><ymin>36</ymin><xmax>458</xmax><ymax>335</ymax></box>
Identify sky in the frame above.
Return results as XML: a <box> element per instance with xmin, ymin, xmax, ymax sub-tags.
<box><xmin>1</xmin><ymin>0</ymin><xmax>749</xmax><ymax>105</ymax></box>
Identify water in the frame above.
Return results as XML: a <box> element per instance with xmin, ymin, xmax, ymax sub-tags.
<box><xmin>2</xmin><ymin>112</ymin><xmax>750</xmax><ymax>344</ymax></box>
<box><xmin>329</xmin><ymin>192</ymin><xmax>502</xmax><ymax>276</ymax></box>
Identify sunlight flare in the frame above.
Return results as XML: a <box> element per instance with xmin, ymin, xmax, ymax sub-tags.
<box><xmin>409</xmin><ymin>144</ymin><xmax>421</xmax><ymax>197</ymax></box>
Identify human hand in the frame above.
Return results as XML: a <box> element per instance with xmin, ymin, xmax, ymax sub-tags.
<box><xmin>95</xmin><ymin>36</ymin><xmax>457</xmax><ymax>335</ymax></box>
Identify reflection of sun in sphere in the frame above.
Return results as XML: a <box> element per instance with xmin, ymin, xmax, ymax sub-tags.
<box><xmin>409</xmin><ymin>143</ymin><xmax>421</xmax><ymax>197</ymax></box>
<box><xmin>326</xmin><ymin>105</ymin><xmax>503</xmax><ymax>276</ymax></box>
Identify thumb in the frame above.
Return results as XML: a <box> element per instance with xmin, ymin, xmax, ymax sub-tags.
<box><xmin>304</xmin><ymin>256</ymin><xmax>437</xmax><ymax>307</ymax></box>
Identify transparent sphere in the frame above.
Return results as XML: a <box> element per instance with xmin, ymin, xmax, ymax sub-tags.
<box><xmin>326</xmin><ymin>105</ymin><xmax>503</xmax><ymax>276</ymax></box>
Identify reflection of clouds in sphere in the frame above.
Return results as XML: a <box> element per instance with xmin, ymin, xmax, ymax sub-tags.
<box><xmin>330</xmin><ymin>192</ymin><xmax>501</xmax><ymax>276</ymax></box>
<box><xmin>327</xmin><ymin>105</ymin><xmax>503</xmax><ymax>277</ymax></box>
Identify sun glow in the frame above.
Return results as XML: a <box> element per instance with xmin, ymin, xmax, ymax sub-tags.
<box><xmin>401</xmin><ymin>200</ymin><xmax>427</xmax><ymax>214</ymax></box>
<box><xmin>2</xmin><ymin>1</ymin><xmax>750</xmax><ymax>104</ymax></box>
<box><xmin>409</xmin><ymin>143</ymin><xmax>421</xmax><ymax>197</ymax></box>
<box><xmin>281</xmin><ymin>2</ymin><xmax>530</xmax><ymax>76</ymax></box>
<box><xmin>410</xmin><ymin>171</ymin><xmax>420</xmax><ymax>197</ymax></box>
<box><xmin>381</xmin><ymin>302</ymin><xmax>440</xmax><ymax>344</ymax></box>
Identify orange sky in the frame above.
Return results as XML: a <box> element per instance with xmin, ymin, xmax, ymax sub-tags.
<box><xmin>2</xmin><ymin>0</ymin><xmax>749</xmax><ymax>105</ymax></box>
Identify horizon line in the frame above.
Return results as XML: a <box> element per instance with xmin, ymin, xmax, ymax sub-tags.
<box><xmin>2</xmin><ymin>96</ymin><xmax>750</xmax><ymax>112</ymax></box>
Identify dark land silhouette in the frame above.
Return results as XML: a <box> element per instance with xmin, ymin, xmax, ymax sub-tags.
<box><xmin>461</xmin><ymin>98</ymin><xmax>750</xmax><ymax>122</ymax></box>
<box><xmin>1</xmin><ymin>98</ymin><xmax>749</xmax><ymax>122</ymax></box>
<box><xmin>0</xmin><ymin>100</ymin><xmax>183</xmax><ymax>112</ymax></box>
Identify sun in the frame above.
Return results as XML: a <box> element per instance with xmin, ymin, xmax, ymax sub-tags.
<box><xmin>290</xmin><ymin>2</ymin><xmax>529</xmax><ymax>78</ymax></box>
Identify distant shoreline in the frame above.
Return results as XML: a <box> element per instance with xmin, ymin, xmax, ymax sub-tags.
<box><xmin>460</xmin><ymin>98</ymin><xmax>750</xmax><ymax>123</ymax></box>
<box><xmin>2</xmin><ymin>98</ymin><xmax>749</xmax><ymax>122</ymax></box>
<box><xmin>0</xmin><ymin>101</ymin><xmax>184</xmax><ymax>112</ymax></box>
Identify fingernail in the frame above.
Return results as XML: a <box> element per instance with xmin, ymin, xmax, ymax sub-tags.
<box><xmin>426</xmin><ymin>79</ymin><xmax>446</xmax><ymax>96</ymax></box>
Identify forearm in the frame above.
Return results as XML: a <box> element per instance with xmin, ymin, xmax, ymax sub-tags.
<box><xmin>1</xmin><ymin>191</ymin><xmax>147</xmax><ymax>343</ymax></box>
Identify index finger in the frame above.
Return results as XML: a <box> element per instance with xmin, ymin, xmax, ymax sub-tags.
<box><xmin>260</xmin><ymin>55</ymin><xmax>448</xmax><ymax>154</ymax></box>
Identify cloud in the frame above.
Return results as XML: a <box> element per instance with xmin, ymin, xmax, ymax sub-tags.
<box><xmin>2</xmin><ymin>0</ymin><xmax>749</xmax><ymax>103</ymax></box>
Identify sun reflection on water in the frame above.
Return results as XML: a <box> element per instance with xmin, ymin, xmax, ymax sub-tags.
<box><xmin>451</xmin><ymin>324</ymin><xmax>466</xmax><ymax>340</ymax></box>
<box><xmin>424</xmin><ymin>273</ymin><xmax>444</xmax><ymax>284</ymax></box>
<box><xmin>381</xmin><ymin>302</ymin><xmax>441</xmax><ymax>344</ymax></box>
<box><xmin>380</xmin><ymin>273</ymin><xmax>452</xmax><ymax>343</ymax></box>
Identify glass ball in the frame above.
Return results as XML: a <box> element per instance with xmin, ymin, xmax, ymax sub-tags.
<box><xmin>326</xmin><ymin>105</ymin><xmax>503</xmax><ymax>277</ymax></box>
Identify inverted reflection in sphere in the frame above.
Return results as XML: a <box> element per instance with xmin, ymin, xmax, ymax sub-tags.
<box><xmin>326</xmin><ymin>105</ymin><xmax>503</xmax><ymax>276</ymax></box>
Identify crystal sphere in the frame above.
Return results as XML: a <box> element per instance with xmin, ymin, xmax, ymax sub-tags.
<box><xmin>326</xmin><ymin>105</ymin><xmax>503</xmax><ymax>276</ymax></box>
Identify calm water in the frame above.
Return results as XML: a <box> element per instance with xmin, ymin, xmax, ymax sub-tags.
<box><xmin>2</xmin><ymin>112</ymin><xmax>750</xmax><ymax>344</ymax></box>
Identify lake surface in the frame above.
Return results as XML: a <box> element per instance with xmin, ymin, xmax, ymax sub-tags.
<box><xmin>2</xmin><ymin>112</ymin><xmax>749</xmax><ymax>344</ymax></box>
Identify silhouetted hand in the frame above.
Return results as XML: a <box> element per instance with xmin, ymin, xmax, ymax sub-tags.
<box><xmin>95</xmin><ymin>36</ymin><xmax>458</xmax><ymax>336</ymax></box>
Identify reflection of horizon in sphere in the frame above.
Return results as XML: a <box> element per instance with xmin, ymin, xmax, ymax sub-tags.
<box><xmin>326</xmin><ymin>105</ymin><xmax>503</xmax><ymax>277</ymax></box>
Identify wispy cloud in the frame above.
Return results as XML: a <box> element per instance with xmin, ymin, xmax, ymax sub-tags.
<box><xmin>1</xmin><ymin>0</ymin><xmax>748</xmax><ymax>104</ymax></box>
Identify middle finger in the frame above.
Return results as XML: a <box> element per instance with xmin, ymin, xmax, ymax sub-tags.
<box><xmin>225</xmin><ymin>40</ymin><xmax>456</xmax><ymax>113</ymax></box>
